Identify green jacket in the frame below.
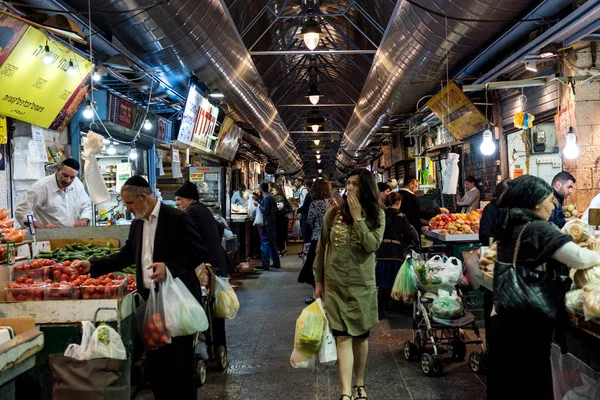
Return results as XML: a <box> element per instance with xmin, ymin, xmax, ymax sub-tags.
<box><xmin>313</xmin><ymin>207</ymin><xmax>385</xmax><ymax>336</ymax></box>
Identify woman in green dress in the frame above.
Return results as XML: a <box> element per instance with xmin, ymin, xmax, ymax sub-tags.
<box><xmin>314</xmin><ymin>169</ymin><xmax>385</xmax><ymax>400</ymax></box>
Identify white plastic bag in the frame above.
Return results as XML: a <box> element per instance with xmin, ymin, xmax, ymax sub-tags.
<box><xmin>562</xmin><ymin>374</ymin><xmax>600</xmax><ymax>400</ymax></box>
<box><xmin>64</xmin><ymin>320</ymin><xmax>95</xmax><ymax>360</ymax></box>
<box><xmin>443</xmin><ymin>153</ymin><xmax>460</xmax><ymax>195</ymax></box>
<box><xmin>85</xmin><ymin>324</ymin><xmax>126</xmax><ymax>360</ymax></box>
<box><xmin>162</xmin><ymin>269</ymin><xmax>208</xmax><ymax>337</ymax></box>
<box><xmin>290</xmin><ymin>348</ymin><xmax>318</xmax><ymax>369</ymax></box>
<box><xmin>292</xmin><ymin>219</ymin><xmax>302</xmax><ymax>236</ymax></box>
<box><xmin>254</xmin><ymin>207</ymin><xmax>264</xmax><ymax>227</ymax></box>
<box><xmin>214</xmin><ymin>277</ymin><xmax>240</xmax><ymax>319</ymax></box>
<box><xmin>316</xmin><ymin>299</ymin><xmax>337</xmax><ymax>366</ymax></box>
<box><xmin>84</xmin><ymin>155</ymin><xmax>111</xmax><ymax>205</ymax></box>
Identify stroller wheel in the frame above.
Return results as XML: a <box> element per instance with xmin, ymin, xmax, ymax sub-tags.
<box><xmin>448</xmin><ymin>341</ymin><xmax>466</xmax><ymax>361</ymax></box>
<box><xmin>195</xmin><ymin>359</ymin><xmax>207</xmax><ymax>386</ymax></box>
<box><xmin>469</xmin><ymin>351</ymin><xmax>486</xmax><ymax>374</ymax></box>
<box><xmin>421</xmin><ymin>353</ymin><xmax>443</xmax><ymax>377</ymax></box>
<box><xmin>403</xmin><ymin>341</ymin><xmax>419</xmax><ymax>361</ymax></box>
<box><xmin>216</xmin><ymin>345</ymin><xmax>229</xmax><ymax>371</ymax></box>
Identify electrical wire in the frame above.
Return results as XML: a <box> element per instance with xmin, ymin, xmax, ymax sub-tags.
<box><xmin>404</xmin><ymin>0</ymin><xmax>549</xmax><ymax>23</ymax></box>
<box><xmin>9</xmin><ymin>1</ymin><xmax>169</xmax><ymax>15</ymax></box>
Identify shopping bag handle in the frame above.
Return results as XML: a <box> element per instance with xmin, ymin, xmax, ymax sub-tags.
<box><xmin>92</xmin><ymin>307</ymin><xmax>122</xmax><ymax>334</ymax></box>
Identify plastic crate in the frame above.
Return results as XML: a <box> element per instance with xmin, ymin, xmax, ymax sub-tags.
<box><xmin>45</xmin><ymin>265</ymin><xmax>79</xmax><ymax>283</ymax></box>
<box><xmin>5</xmin><ymin>284</ymin><xmax>46</xmax><ymax>301</ymax></box>
<box><xmin>12</xmin><ymin>267</ymin><xmax>47</xmax><ymax>283</ymax></box>
<box><xmin>43</xmin><ymin>284</ymin><xmax>81</xmax><ymax>301</ymax></box>
<box><xmin>81</xmin><ymin>279</ymin><xmax>126</xmax><ymax>300</ymax></box>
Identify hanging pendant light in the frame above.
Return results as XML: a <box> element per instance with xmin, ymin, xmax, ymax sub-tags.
<box><xmin>129</xmin><ymin>144</ymin><xmax>138</xmax><ymax>160</ymax></box>
<box><xmin>480</xmin><ymin>129</ymin><xmax>496</xmax><ymax>155</ymax></box>
<box><xmin>316</xmin><ymin>154</ymin><xmax>321</xmax><ymax>160</ymax></box>
<box><xmin>301</xmin><ymin>20</ymin><xmax>323</xmax><ymax>50</ymax></box>
<box><xmin>67</xmin><ymin>60</ymin><xmax>76</xmax><ymax>76</ymax></box>
<box><xmin>306</xmin><ymin>85</ymin><xmax>322</xmax><ymax>105</ymax></box>
<box><xmin>82</xmin><ymin>100</ymin><xmax>94</xmax><ymax>119</ymax></box>
<box><xmin>563</xmin><ymin>127</ymin><xmax>580</xmax><ymax>160</ymax></box>
<box><xmin>313</xmin><ymin>139</ymin><xmax>320</xmax><ymax>145</ymax></box>
<box><xmin>143</xmin><ymin>119</ymin><xmax>152</xmax><ymax>131</ymax></box>
<box><xmin>42</xmin><ymin>44</ymin><xmax>53</xmax><ymax>64</ymax></box>
<box><xmin>107</xmin><ymin>141</ymin><xmax>117</xmax><ymax>155</ymax></box>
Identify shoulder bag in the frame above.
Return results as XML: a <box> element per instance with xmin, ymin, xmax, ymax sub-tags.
<box><xmin>493</xmin><ymin>222</ymin><xmax>572</xmax><ymax>320</ymax></box>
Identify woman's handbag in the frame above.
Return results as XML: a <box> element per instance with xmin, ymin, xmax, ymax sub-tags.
<box><xmin>493</xmin><ymin>222</ymin><xmax>572</xmax><ymax>320</ymax></box>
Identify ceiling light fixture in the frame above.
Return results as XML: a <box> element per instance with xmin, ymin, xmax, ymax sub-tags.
<box><xmin>525</xmin><ymin>62</ymin><xmax>538</xmax><ymax>72</ymax></box>
<box><xmin>318</xmin><ymin>169</ymin><xmax>322</xmax><ymax>173</ymax></box>
<box><xmin>306</xmin><ymin>85</ymin><xmax>322</xmax><ymax>105</ymax></box>
<box><xmin>102</xmin><ymin>138</ymin><xmax>111</xmax><ymax>145</ymax></box>
<box><xmin>107</xmin><ymin>141</ymin><xmax>117</xmax><ymax>155</ymax></box>
<box><xmin>42</xmin><ymin>44</ymin><xmax>53</xmax><ymax>64</ymax></box>
<box><xmin>310</xmin><ymin>124</ymin><xmax>320</xmax><ymax>133</ymax></box>
<box><xmin>143</xmin><ymin>119</ymin><xmax>153</xmax><ymax>131</ymax></box>
<box><xmin>313</xmin><ymin>139</ymin><xmax>320</xmax><ymax>145</ymax></box>
<box><xmin>129</xmin><ymin>145</ymin><xmax>138</xmax><ymax>160</ymax></box>
<box><xmin>480</xmin><ymin>128</ymin><xmax>496</xmax><ymax>155</ymax></box>
<box><xmin>301</xmin><ymin>20</ymin><xmax>323</xmax><ymax>50</ymax></box>
<box><xmin>563</xmin><ymin>127</ymin><xmax>580</xmax><ymax>160</ymax></box>
<box><xmin>67</xmin><ymin>60</ymin><xmax>76</xmax><ymax>76</ymax></box>
<box><xmin>92</xmin><ymin>70</ymin><xmax>101</xmax><ymax>82</ymax></box>
<box><xmin>316</xmin><ymin>150</ymin><xmax>320</xmax><ymax>154</ymax></box>
<box><xmin>209</xmin><ymin>89</ymin><xmax>224</xmax><ymax>98</ymax></box>
<box><xmin>316</xmin><ymin>154</ymin><xmax>321</xmax><ymax>159</ymax></box>
<box><xmin>82</xmin><ymin>100</ymin><xmax>94</xmax><ymax>119</ymax></box>
<box><xmin>317</xmin><ymin>159</ymin><xmax>321</xmax><ymax>164</ymax></box>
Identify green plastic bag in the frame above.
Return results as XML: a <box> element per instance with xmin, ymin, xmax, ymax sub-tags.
<box><xmin>431</xmin><ymin>297</ymin><xmax>463</xmax><ymax>320</ymax></box>
<box><xmin>391</xmin><ymin>258</ymin><xmax>415</xmax><ymax>304</ymax></box>
<box><xmin>294</xmin><ymin>301</ymin><xmax>326</xmax><ymax>356</ymax></box>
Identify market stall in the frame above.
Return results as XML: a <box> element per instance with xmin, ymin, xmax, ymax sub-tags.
<box><xmin>423</xmin><ymin>211</ymin><xmax>482</xmax><ymax>261</ymax></box>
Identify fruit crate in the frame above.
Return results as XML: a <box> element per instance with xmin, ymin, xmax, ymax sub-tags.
<box><xmin>5</xmin><ymin>284</ymin><xmax>46</xmax><ymax>301</ymax></box>
<box><xmin>45</xmin><ymin>265</ymin><xmax>79</xmax><ymax>283</ymax></box>
<box><xmin>43</xmin><ymin>284</ymin><xmax>81</xmax><ymax>301</ymax></box>
<box><xmin>81</xmin><ymin>279</ymin><xmax>127</xmax><ymax>300</ymax></box>
<box><xmin>13</xmin><ymin>267</ymin><xmax>47</xmax><ymax>283</ymax></box>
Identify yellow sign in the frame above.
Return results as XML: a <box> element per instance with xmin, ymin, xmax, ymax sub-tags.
<box><xmin>513</xmin><ymin>168</ymin><xmax>524</xmax><ymax>178</ymax></box>
<box><xmin>189</xmin><ymin>172</ymin><xmax>204</xmax><ymax>182</ymax></box>
<box><xmin>0</xmin><ymin>116</ymin><xmax>6</xmax><ymax>145</ymax></box>
<box><xmin>0</xmin><ymin>26</ymin><xmax>93</xmax><ymax>129</ymax></box>
<box><xmin>427</xmin><ymin>82</ymin><xmax>488</xmax><ymax>140</ymax></box>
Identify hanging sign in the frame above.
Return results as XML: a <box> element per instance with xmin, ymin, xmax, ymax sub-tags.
<box><xmin>427</xmin><ymin>82</ymin><xmax>488</xmax><ymax>140</ymax></box>
<box><xmin>513</xmin><ymin>168</ymin><xmax>524</xmax><ymax>178</ymax></box>
<box><xmin>0</xmin><ymin>24</ymin><xmax>93</xmax><ymax>130</ymax></box>
<box><xmin>215</xmin><ymin>117</ymin><xmax>243</xmax><ymax>161</ymax></box>
<box><xmin>107</xmin><ymin>92</ymin><xmax>172</xmax><ymax>142</ymax></box>
<box><xmin>177</xmin><ymin>84</ymin><xmax>220</xmax><ymax>152</ymax></box>
<box><xmin>30</xmin><ymin>125</ymin><xmax>49</xmax><ymax>162</ymax></box>
<box><xmin>189</xmin><ymin>172</ymin><xmax>204</xmax><ymax>182</ymax></box>
<box><xmin>172</xmin><ymin>145</ymin><xmax>180</xmax><ymax>163</ymax></box>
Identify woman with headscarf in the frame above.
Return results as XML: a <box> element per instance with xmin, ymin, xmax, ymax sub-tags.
<box><xmin>271</xmin><ymin>184</ymin><xmax>292</xmax><ymax>256</ymax></box>
<box><xmin>488</xmin><ymin>175</ymin><xmax>600</xmax><ymax>400</ymax></box>
<box><xmin>313</xmin><ymin>169</ymin><xmax>385</xmax><ymax>400</ymax></box>
<box><xmin>375</xmin><ymin>191</ymin><xmax>419</xmax><ymax>319</ymax></box>
<box><xmin>297</xmin><ymin>179</ymin><xmax>335</xmax><ymax>304</ymax></box>
<box><xmin>479</xmin><ymin>179</ymin><xmax>510</xmax><ymax>245</ymax></box>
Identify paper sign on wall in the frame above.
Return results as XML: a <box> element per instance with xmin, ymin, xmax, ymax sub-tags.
<box><xmin>172</xmin><ymin>145</ymin><xmax>180</xmax><ymax>163</ymax></box>
<box><xmin>30</xmin><ymin>125</ymin><xmax>49</xmax><ymax>162</ymax></box>
<box><xmin>513</xmin><ymin>168</ymin><xmax>524</xmax><ymax>178</ymax></box>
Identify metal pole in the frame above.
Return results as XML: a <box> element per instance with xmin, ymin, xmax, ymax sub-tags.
<box><xmin>250</xmin><ymin>50</ymin><xmax>377</xmax><ymax>55</ymax></box>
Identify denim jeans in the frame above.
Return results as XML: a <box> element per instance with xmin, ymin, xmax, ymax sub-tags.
<box><xmin>261</xmin><ymin>224</ymin><xmax>280</xmax><ymax>267</ymax></box>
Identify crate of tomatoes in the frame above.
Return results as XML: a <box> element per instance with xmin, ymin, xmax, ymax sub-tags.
<box><xmin>80</xmin><ymin>273</ymin><xmax>127</xmax><ymax>300</ymax></box>
<box><xmin>13</xmin><ymin>258</ymin><xmax>56</xmax><ymax>283</ymax></box>
<box><xmin>6</xmin><ymin>282</ymin><xmax>46</xmax><ymax>301</ymax></box>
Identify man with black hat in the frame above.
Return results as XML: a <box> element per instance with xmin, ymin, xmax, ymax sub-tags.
<box><xmin>15</xmin><ymin>158</ymin><xmax>92</xmax><ymax>228</ymax></box>
<box><xmin>71</xmin><ymin>176</ymin><xmax>207</xmax><ymax>400</ymax></box>
<box><xmin>175</xmin><ymin>181</ymin><xmax>234</xmax><ymax>276</ymax></box>
<box><xmin>257</xmin><ymin>182</ymin><xmax>280</xmax><ymax>270</ymax></box>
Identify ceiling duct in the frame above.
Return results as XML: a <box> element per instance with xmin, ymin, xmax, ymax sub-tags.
<box><xmin>337</xmin><ymin>0</ymin><xmax>543</xmax><ymax>167</ymax></box>
<box><xmin>54</xmin><ymin>0</ymin><xmax>302</xmax><ymax>172</ymax></box>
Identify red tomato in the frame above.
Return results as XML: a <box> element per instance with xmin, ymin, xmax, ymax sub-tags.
<box><xmin>16</xmin><ymin>277</ymin><xmax>25</xmax><ymax>283</ymax></box>
<box><xmin>26</xmin><ymin>279</ymin><xmax>34</xmax><ymax>284</ymax></box>
<box><xmin>63</xmin><ymin>261</ymin><xmax>71</xmax><ymax>266</ymax></box>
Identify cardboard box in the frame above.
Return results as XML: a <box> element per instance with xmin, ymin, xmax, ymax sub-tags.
<box><xmin>0</xmin><ymin>318</ymin><xmax>36</xmax><ymax>335</ymax></box>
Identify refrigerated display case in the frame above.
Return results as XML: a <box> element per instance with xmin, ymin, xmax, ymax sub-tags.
<box><xmin>187</xmin><ymin>166</ymin><xmax>228</xmax><ymax>218</ymax></box>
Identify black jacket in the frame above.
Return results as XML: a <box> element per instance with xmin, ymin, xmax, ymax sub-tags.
<box><xmin>259</xmin><ymin>193</ymin><xmax>277</xmax><ymax>226</ymax></box>
<box><xmin>479</xmin><ymin>201</ymin><xmax>498</xmax><ymax>245</ymax></box>
<box><xmin>398</xmin><ymin>189</ymin><xmax>440</xmax><ymax>236</ymax></box>
<box><xmin>548</xmin><ymin>189</ymin><xmax>566</xmax><ymax>229</ymax></box>
<box><xmin>186</xmin><ymin>202</ymin><xmax>233</xmax><ymax>275</ymax></box>
<box><xmin>91</xmin><ymin>203</ymin><xmax>208</xmax><ymax>302</ymax></box>
<box><xmin>376</xmin><ymin>208</ymin><xmax>419</xmax><ymax>261</ymax></box>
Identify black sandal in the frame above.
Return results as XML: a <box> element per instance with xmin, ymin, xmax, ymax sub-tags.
<box><xmin>353</xmin><ymin>385</ymin><xmax>367</xmax><ymax>400</ymax></box>
<box><xmin>339</xmin><ymin>395</ymin><xmax>353</xmax><ymax>400</ymax></box>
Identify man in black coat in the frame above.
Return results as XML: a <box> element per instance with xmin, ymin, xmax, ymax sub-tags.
<box><xmin>71</xmin><ymin>176</ymin><xmax>207</xmax><ymax>400</ymax></box>
<box><xmin>399</xmin><ymin>177</ymin><xmax>449</xmax><ymax>236</ymax></box>
<box><xmin>175</xmin><ymin>181</ymin><xmax>234</xmax><ymax>276</ymax></box>
<box><xmin>257</xmin><ymin>182</ymin><xmax>280</xmax><ymax>270</ymax></box>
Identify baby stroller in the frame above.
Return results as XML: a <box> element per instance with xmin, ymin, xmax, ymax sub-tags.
<box><xmin>194</xmin><ymin>264</ymin><xmax>229</xmax><ymax>386</ymax></box>
<box><xmin>401</xmin><ymin>255</ymin><xmax>486</xmax><ymax>376</ymax></box>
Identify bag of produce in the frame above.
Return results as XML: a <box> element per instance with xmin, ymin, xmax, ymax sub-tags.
<box><xmin>85</xmin><ymin>324</ymin><xmax>126</xmax><ymax>360</ymax></box>
<box><xmin>64</xmin><ymin>321</ymin><xmax>95</xmax><ymax>360</ymax></box>
<box><xmin>415</xmin><ymin>255</ymin><xmax>462</xmax><ymax>293</ymax></box>
<box><xmin>294</xmin><ymin>301</ymin><xmax>326</xmax><ymax>356</ymax></box>
<box><xmin>562</xmin><ymin>219</ymin><xmax>593</xmax><ymax>247</ymax></box>
<box><xmin>162</xmin><ymin>269</ymin><xmax>208</xmax><ymax>337</ymax></box>
<box><xmin>214</xmin><ymin>277</ymin><xmax>240</xmax><ymax>319</ymax></box>
<box><xmin>565</xmin><ymin>289</ymin><xmax>586</xmax><ymax>313</ymax></box>
<box><xmin>142</xmin><ymin>282</ymin><xmax>172</xmax><ymax>349</ymax></box>
<box><xmin>391</xmin><ymin>258</ymin><xmax>416</xmax><ymax>304</ymax></box>
<box><xmin>431</xmin><ymin>296</ymin><xmax>464</xmax><ymax>320</ymax></box>
<box><xmin>574</xmin><ymin>266</ymin><xmax>600</xmax><ymax>289</ymax></box>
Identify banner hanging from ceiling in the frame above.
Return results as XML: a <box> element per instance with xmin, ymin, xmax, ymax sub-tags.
<box><xmin>0</xmin><ymin>19</ymin><xmax>93</xmax><ymax>131</ymax></box>
<box><xmin>426</xmin><ymin>82</ymin><xmax>488</xmax><ymax>140</ymax></box>
<box><xmin>215</xmin><ymin>116</ymin><xmax>243</xmax><ymax>161</ymax></box>
<box><xmin>177</xmin><ymin>84</ymin><xmax>220</xmax><ymax>153</ymax></box>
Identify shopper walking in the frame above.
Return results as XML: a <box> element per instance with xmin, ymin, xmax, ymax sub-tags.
<box><xmin>375</xmin><ymin>192</ymin><xmax>419</xmax><ymax>319</ymax></box>
<box><xmin>377</xmin><ymin>182</ymin><xmax>391</xmax><ymax>205</ymax></box>
<box><xmin>479</xmin><ymin>179</ymin><xmax>509</xmax><ymax>245</ymax></box>
<box><xmin>456</xmin><ymin>176</ymin><xmax>481</xmax><ymax>213</ymax></box>
<box><xmin>297</xmin><ymin>179</ymin><xmax>335</xmax><ymax>304</ymax></box>
<box><xmin>488</xmin><ymin>175</ymin><xmax>600</xmax><ymax>400</ymax></box>
<box><xmin>256</xmin><ymin>183</ymin><xmax>280</xmax><ymax>270</ymax></box>
<box><xmin>548</xmin><ymin>171</ymin><xmax>576</xmax><ymax>229</ymax></box>
<box><xmin>399</xmin><ymin>177</ymin><xmax>448</xmax><ymax>236</ymax></box>
<box><xmin>272</xmin><ymin>183</ymin><xmax>292</xmax><ymax>256</ymax></box>
<box><xmin>71</xmin><ymin>176</ymin><xmax>207</xmax><ymax>400</ymax></box>
<box><xmin>297</xmin><ymin>181</ymin><xmax>313</xmax><ymax>258</ymax></box>
<box><xmin>313</xmin><ymin>169</ymin><xmax>385</xmax><ymax>400</ymax></box>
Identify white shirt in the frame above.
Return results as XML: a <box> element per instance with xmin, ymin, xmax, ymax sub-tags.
<box><xmin>141</xmin><ymin>200</ymin><xmax>161</xmax><ymax>289</ymax></box>
<box><xmin>582</xmin><ymin>193</ymin><xmax>600</xmax><ymax>224</ymax></box>
<box><xmin>298</xmin><ymin>186</ymin><xmax>308</xmax><ymax>208</ymax></box>
<box><xmin>15</xmin><ymin>174</ymin><xmax>92</xmax><ymax>228</ymax></box>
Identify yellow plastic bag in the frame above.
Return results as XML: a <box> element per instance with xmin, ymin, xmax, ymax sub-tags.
<box><xmin>294</xmin><ymin>301</ymin><xmax>326</xmax><ymax>356</ymax></box>
<box><xmin>214</xmin><ymin>277</ymin><xmax>240</xmax><ymax>319</ymax></box>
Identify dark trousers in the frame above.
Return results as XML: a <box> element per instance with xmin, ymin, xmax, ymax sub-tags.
<box><xmin>146</xmin><ymin>334</ymin><xmax>196</xmax><ymax>400</ymax></box>
<box><xmin>261</xmin><ymin>224</ymin><xmax>280</xmax><ymax>267</ymax></box>
<box><xmin>298</xmin><ymin>240</ymin><xmax>317</xmax><ymax>286</ymax></box>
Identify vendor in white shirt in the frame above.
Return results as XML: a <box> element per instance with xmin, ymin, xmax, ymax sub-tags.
<box><xmin>15</xmin><ymin>158</ymin><xmax>92</xmax><ymax>228</ymax></box>
<box><xmin>456</xmin><ymin>176</ymin><xmax>481</xmax><ymax>213</ymax></box>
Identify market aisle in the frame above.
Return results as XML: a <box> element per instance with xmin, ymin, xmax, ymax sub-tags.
<box><xmin>199</xmin><ymin>243</ymin><xmax>487</xmax><ymax>400</ymax></box>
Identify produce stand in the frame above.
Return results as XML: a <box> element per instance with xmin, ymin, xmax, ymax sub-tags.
<box><xmin>423</xmin><ymin>230</ymin><xmax>481</xmax><ymax>262</ymax></box>
<box><xmin>0</xmin><ymin>318</ymin><xmax>44</xmax><ymax>400</ymax></box>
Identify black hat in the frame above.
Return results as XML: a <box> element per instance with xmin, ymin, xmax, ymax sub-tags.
<box><xmin>175</xmin><ymin>181</ymin><xmax>200</xmax><ymax>201</ymax></box>
<box><xmin>260</xmin><ymin>183</ymin><xmax>269</xmax><ymax>193</ymax></box>
<box><xmin>239</xmin><ymin>184</ymin><xmax>246</xmax><ymax>191</ymax></box>
<box><xmin>124</xmin><ymin>175</ymin><xmax>150</xmax><ymax>188</ymax></box>
<box><xmin>62</xmin><ymin>158</ymin><xmax>80</xmax><ymax>171</ymax></box>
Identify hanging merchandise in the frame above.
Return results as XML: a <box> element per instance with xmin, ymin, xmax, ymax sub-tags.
<box><xmin>514</xmin><ymin>112</ymin><xmax>535</xmax><ymax>129</ymax></box>
<box><xmin>442</xmin><ymin>153</ymin><xmax>460</xmax><ymax>194</ymax></box>
<box><xmin>82</xmin><ymin>131</ymin><xmax>110</xmax><ymax>205</ymax></box>
<box><xmin>157</xmin><ymin>151</ymin><xmax>165</xmax><ymax>176</ymax></box>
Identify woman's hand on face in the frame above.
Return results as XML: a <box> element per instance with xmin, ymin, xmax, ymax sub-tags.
<box><xmin>314</xmin><ymin>282</ymin><xmax>324</xmax><ymax>299</ymax></box>
<box><xmin>348</xmin><ymin>192</ymin><xmax>363</xmax><ymax>221</ymax></box>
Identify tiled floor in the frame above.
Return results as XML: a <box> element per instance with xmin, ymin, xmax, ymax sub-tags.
<box><xmin>199</xmin><ymin>243</ymin><xmax>488</xmax><ymax>399</ymax></box>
